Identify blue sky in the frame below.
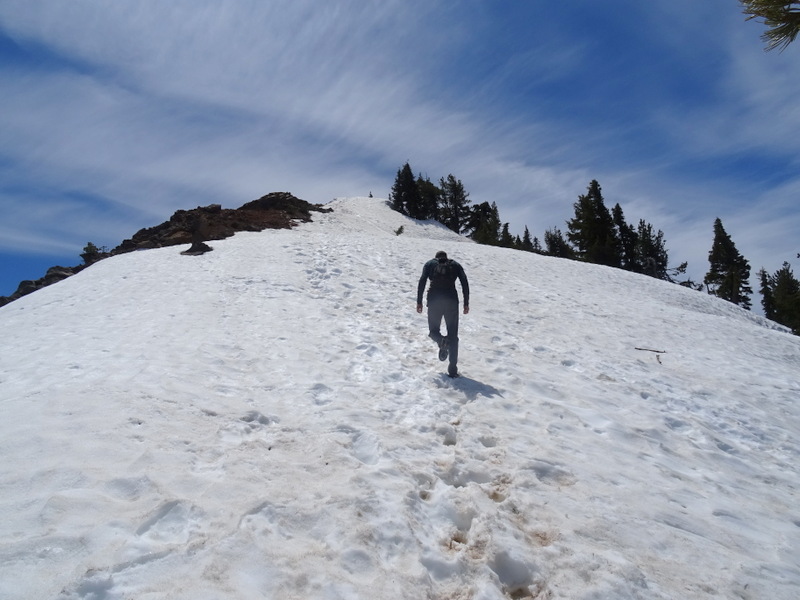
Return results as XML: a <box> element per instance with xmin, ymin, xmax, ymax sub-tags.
<box><xmin>1</xmin><ymin>0</ymin><xmax>798</xmax><ymax>300</ymax></box>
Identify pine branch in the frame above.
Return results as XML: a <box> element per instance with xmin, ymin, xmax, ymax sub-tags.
<box><xmin>742</xmin><ymin>0</ymin><xmax>800</xmax><ymax>51</ymax></box>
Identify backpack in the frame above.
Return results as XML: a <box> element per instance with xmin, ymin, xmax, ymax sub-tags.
<box><xmin>430</xmin><ymin>260</ymin><xmax>455</xmax><ymax>289</ymax></box>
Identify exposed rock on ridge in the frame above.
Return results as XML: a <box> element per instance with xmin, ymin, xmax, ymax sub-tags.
<box><xmin>1</xmin><ymin>192</ymin><xmax>330</xmax><ymax>307</ymax></box>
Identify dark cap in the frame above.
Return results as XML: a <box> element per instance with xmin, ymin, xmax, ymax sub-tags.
<box><xmin>435</xmin><ymin>251</ymin><xmax>447</xmax><ymax>260</ymax></box>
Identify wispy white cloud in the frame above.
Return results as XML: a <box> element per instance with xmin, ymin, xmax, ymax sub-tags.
<box><xmin>0</xmin><ymin>0</ymin><xmax>797</xmax><ymax>297</ymax></box>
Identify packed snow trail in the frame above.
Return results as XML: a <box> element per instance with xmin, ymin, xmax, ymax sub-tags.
<box><xmin>1</xmin><ymin>197</ymin><xmax>798</xmax><ymax>599</ymax></box>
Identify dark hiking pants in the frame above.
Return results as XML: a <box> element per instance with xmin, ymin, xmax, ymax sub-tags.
<box><xmin>427</xmin><ymin>295</ymin><xmax>459</xmax><ymax>369</ymax></box>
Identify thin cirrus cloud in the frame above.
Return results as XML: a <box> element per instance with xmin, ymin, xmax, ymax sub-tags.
<box><xmin>0</xmin><ymin>0</ymin><xmax>798</xmax><ymax>297</ymax></box>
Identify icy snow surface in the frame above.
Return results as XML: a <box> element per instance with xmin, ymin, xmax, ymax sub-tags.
<box><xmin>1</xmin><ymin>197</ymin><xmax>799</xmax><ymax>599</ymax></box>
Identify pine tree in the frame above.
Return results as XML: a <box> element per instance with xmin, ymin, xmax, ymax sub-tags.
<box><xmin>544</xmin><ymin>227</ymin><xmax>574</xmax><ymax>259</ymax></box>
<box><xmin>499</xmin><ymin>223</ymin><xmax>515</xmax><ymax>248</ymax></box>
<box><xmin>634</xmin><ymin>220</ymin><xmax>670</xmax><ymax>280</ymax></box>
<box><xmin>467</xmin><ymin>202</ymin><xmax>501</xmax><ymax>245</ymax></box>
<box><xmin>521</xmin><ymin>226</ymin><xmax>535</xmax><ymax>252</ymax></box>
<box><xmin>566</xmin><ymin>180</ymin><xmax>621</xmax><ymax>267</ymax></box>
<box><xmin>416</xmin><ymin>174</ymin><xmax>441</xmax><ymax>221</ymax></box>
<box><xmin>665</xmin><ymin>260</ymin><xmax>690</xmax><ymax>285</ymax></box>
<box><xmin>439</xmin><ymin>174</ymin><xmax>471</xmax><ymax>234</ymax></box>
<box><xmin>80</xmin><ymin>242</ymin><xmax>102</xmax><ymax>265</ymax></box>
<box><xmin>759</xmin><ymin>268</ymin><xmax>776</xmax><ymax>319</ymax></box>
<box><xmin>532</xmin><ymin>236</ymin><xmax>543</xmax><ymax>254</ymax></box>
<box><xmin>760</xmin><ymin>262</ymin><xmax>800</xmax><ymax>334</ymax></box>
<box><xmin>389</xmin><ymin>162</ymin><xmax>420</xmax><ymax>217</ymax></box>
<box><xmin>704</xmin><ymin>218</ymin><xmax>753</xmax><ymax>309</ymax></box>
<box><xmin>612</xmin><ymin>203</ymin><xmax>638</xmax><ymax>271</ymax></box>
<box><xmin>772</xmin><ymin>263</ymin><xmax>800</xmax><ymax>334</ymax></box>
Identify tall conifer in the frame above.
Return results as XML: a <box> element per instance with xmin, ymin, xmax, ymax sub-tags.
<box><xmin>612</xmin><ymin>203</ymin><xmax>638</xmax><ymax>271</ymax></box>
<box><xmin>760</xmin><ymin>262</ymin><xmax>800</xmax><ymax>334</ymax></box>
<box><xmin>499</xmin><ymin>223</ymin><xmax>515</xmax><ymax>248</ymax></box>
<box><xmin>759</xmin><ymin>268</ymin><xmax>776</xmax><ymax>318</ymax></box>
<box><xmin>439</xmin><ymin>174</ymin><xmax>471</xmax><ymax>234</ymax></box>
<box><xmin>521</xmin><ymin>226</ymin><xmax>535</xmax><ymax>252</ymax></box>
<box><xmin>635</xmin><ymin>220</ymin><xmax>670</xmax><ymax>280</ymax></box>
<box><xmin>544</xmin><ymin>227</ymin><xmax>574</xmax><ymax>259</ymax></box>
<box><xmin>468</xmin><ymin>202</ymin><xmax>501</xmax><ymax>245</ymax></box>
<box><xmin>704</xmin><ymin>218</ymin><xmax>753</xmax><ymax>309</ymax></box>
<box><xmin>566</xmin><ymin>180</ymin><xmax>621</xmax><ymax>267</ymax></box>
<box><xmin>416</xmin><ymin>174</ymin><xmax>441</xmax><ymax>221</ymax></box>
<box><xmin>389</xmin><ymin>162</ymin><xmax>420</xmax><ymax>217</ymax></box>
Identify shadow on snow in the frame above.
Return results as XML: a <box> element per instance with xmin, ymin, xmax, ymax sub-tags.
<box><xmin>434</xmin><ymin>373</ymin><xmax>503</xmax><ymax>402</ymax></box>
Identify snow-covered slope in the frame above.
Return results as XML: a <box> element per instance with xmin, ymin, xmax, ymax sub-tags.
<box><xmin>1</xmin><ymin>197</ymin><xmax>798</xmax><ymax>600</ymax></box>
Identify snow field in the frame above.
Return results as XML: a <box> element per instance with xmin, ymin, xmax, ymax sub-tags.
<box><xmin>0</xmin><ymin>197</ymin><xmax>798</xmax><ymax>599</ymax></box>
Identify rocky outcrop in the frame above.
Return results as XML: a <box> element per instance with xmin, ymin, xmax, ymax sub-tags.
<box><xmin>113</xmin><ymin>192</ymin><xmax>328</xmax><ymax>253</ymax></box>
<box><xmin>0</xmin><ymin>192</ymin><xmax>331</xmax><ymax>307</ymax></box>
<box><xmin>1</xmin><ymin>265</ymin><xmax>86</xmax><ymax>307</ymax></box>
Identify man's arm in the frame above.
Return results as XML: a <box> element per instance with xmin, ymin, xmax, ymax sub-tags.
<box><xmin>416</xmin><ymin>263</ymin><xmax>430</xmax><ymax>313</ymax></box>
<box><xmin>458</xmin><ymin>265</ymin><xmax>470</xmax><ymax>314</ymax></box>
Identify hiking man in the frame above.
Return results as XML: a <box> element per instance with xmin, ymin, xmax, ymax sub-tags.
<box><xmin>416</xmin><ymin>250</ymin><xmax>469</xmax><ymax>377</ymax></box>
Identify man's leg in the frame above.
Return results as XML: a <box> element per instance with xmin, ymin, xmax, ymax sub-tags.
<box><xmin>427</xmin><ymin>297</ymin><xmax>446</xmax><ymax>345</ymax></box>
<box><xmin>442</xmin><ymin>300</ymin><xmax>460</xmax><ymax>374</ymax></box>
<box><xmin>428</xmin><ymin>297</ymin><xmax>451</xmax><ymax>361</ymax></box>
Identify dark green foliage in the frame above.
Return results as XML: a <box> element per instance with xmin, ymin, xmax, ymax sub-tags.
<box><xmin>539</xmin><ymin>179</ymin><xmax>691</xmax><ymax>283</ymax></box>
<box><xmin>468</xmin><ymin>201</ymin><xmax>501</xmax><ymax>245</ymax></box>
<box><xmin>667</xmin><ymin>261</ymin><xmax>690</xmax><ymax>285</ymax></box>
<box><xmin>704</xmin><ymin>218</ymin><xmax>753</xmax><ymax>309</ymax></box>
<box><xmin>520</xmin><ymin>226</ymin><xmax>535</xmax><ymax>252</ymax></box>
<box><xmin>389</xmin><ymin>164</ymin><xmax>470</xmax><ymax>232</ymax></box>
<box><xmin>544</xmin><ymin>227</ymin><xmax>575</xmax><ymax>259</ymax></box>
<box><xmin>80</xmin><ymin>242</ymin><xmax>102</xmax><ymax>265</ymax></box>
<box><xmin>499</xmin><ymin>223</ymin><xmax>515</xmax><ymax>248</ymax></box>
<box><xmin>634</xmin><ymin>220</ymin><xmax>670</xmax><ymax>280</ymax></box>
<box><xmin>760</xmin><ymin>263</ymin><xmax>800</xmax><ymax>334</ymax></box>
<box><xmin>772</xmin><ymin>263</ymin><xmax>800</xmax><ymax>332</ymax></box>
<box><xmin>759</xmin><ymin>267</ymin><xmax>776</xmax><ymax>318</ymax></box>
<box><xmin>389</xmin><ymin>162</ymin><xmax>420</xmax><ymax>217</ymax></box>
<box><xmin>566</xmin><ymin>180</ymin><xmax>621</xmax><ymax>267</ymax></box>
<box><xmin>386</xmin><ymin>169</ymin><xmax>697</xmax><ymax>292</ymax></box>
<box><xmin>612</xmin><ymin>203</ymin><xmax>638</xmax><ymax>271</ymax></box>
<box><xmin>416</xmin><ymin>174</ymin><xmax>441</xmax><ymax>221</ymax></box>
<box><xmin>439</xmin><ymin>174</ymin><xmax>471</xmax><ymax>234</ymax></box>
<box><xmin>389</xmin><ymin>164</ymin><xmax>444</xmax><ymax>220</ymax></box>
<box><xmin>741</xmin><ymin>0</ymin><xmax>800</xmax><ymax>51</ymax></box>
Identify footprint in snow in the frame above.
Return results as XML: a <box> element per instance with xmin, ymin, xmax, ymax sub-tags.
<box><xmin>489</xmin><ymin>550</ymin><xmax>542</xmax><ymax>599</ymax></box>
<box><xmin>311</xmin><ymin>383</ymin><xmax>335</xmax><ymax>405</ymax></box>
<box><xmin>218</xmin><ymin>411</ymin><xmax>278</xmax><ymax>445</ymax></box>
<box><xmin>527</xmin><ymin>459</ymin><xmax>577</xmax><ymax>487</ymax></box>
<box><xmin>135</xmin><ymin>499</ymin><xmax>201</xmax><ymax>545</ymax></box>
<box><xmin>240</xmin><ymin>410</ymin><xmax>278</xmax><ymax>428</ymax></box>
<box><xmin>352</xmin><ymin>431</ymin><xmax>381</xmax><ymax>465</ymax></box>
<box><xmin>337</xmin><ymin>425</ymin><xmax>382</xmax><ymax>465</ymax></box>
<box><xmin>437</xmin><ymin>462</ymin><xmax>492</xmax><ymax>489</ymax></box>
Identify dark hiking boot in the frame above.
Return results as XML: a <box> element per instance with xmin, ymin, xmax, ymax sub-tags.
<box><xmin>448</xmin><ymin>364</ymin><xmax>458</xmax><ymax>378</ymax></box>
<box><xmin>438</xmin><ymin>336</ymin><xmax>449</xmax><ymax>361</ymax></box>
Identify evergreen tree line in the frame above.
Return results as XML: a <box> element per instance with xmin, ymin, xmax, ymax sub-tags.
<box><xmin>759</xmin><ymin>258</ymin><xmax>800</xmax><ymax>335</ymax></box>
<box><xmin>558</xmin><ymin>179</ymin><xmax>688</xmax><ymax>284</ymax></box>
<box><xmin>389</xmin><ymin>163</ymin><xmax>799</xmax><ymax>334</ymax></box>
<box><xmin>389</xmin><ymin>162</ymin><xmax>535</xmax><ymax>250</ymax></box>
